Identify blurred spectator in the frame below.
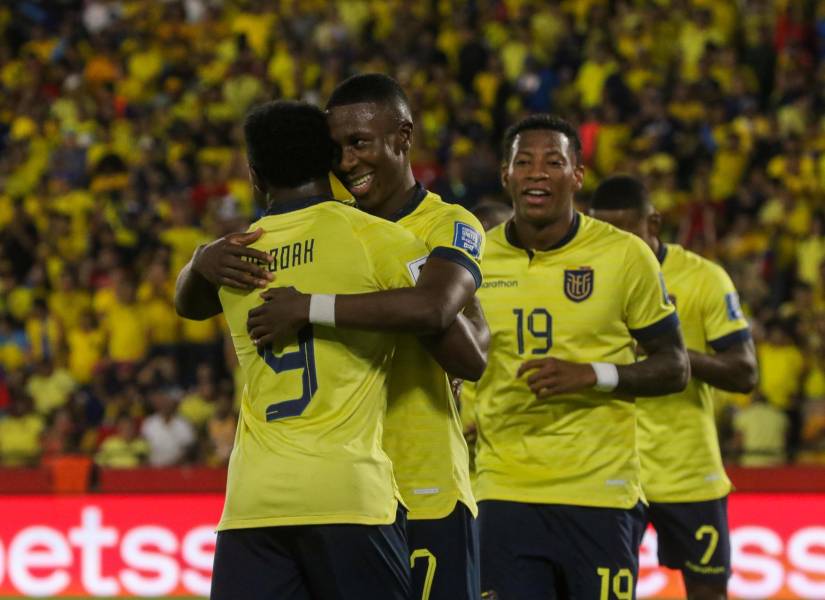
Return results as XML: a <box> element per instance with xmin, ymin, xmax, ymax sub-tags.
<box><xmin>141</xmin><ymin>389</ymin><xmax>195</xmax><ymax>467</ymax></box>
<box><xmin>95</xmin><ymin>414</ymin><xmax>149</xmax><ymax>468</ymax></box>
<box><xmin>0</xmin><ymin>394</ymin><xmax>43</xmax><ymax>467</ymax></box>
<box><xmin>207</xmin><ymin>390</ymin><xmax>237</xmax><ymax>467</ymax></box>
<box><xmin>25</xmin><ymin>358</ymin><xmax>75</xmax><ymax>416</ymax></box>
<box><xmin>733</xmin><ymin>394</ymin><xmax>790</xmax><ymax>467</ymax></box>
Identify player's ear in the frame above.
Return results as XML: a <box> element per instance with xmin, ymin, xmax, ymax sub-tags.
<box><xmin>248</xmin><ymin>165</ymin><xmax>263</xmax><ymax>194</ymax></box>
<box><xmin>572</xmin><ymin>160</ymin><xmax>584</xmax><ymax>191</ymax></box>
<box><xmin>500</xmin><ymin>160</ymin><xmax>510</xmax><ymax>189</ymax></box>
<box><xmin>648</xmin><ymin>211</ymin><xmax>662</xmax><ymax>238</ymax></box>
<box><xmin>396</xmin><ymin>120</ymin><xmax>413</xmax><ymax>154</ymax></box>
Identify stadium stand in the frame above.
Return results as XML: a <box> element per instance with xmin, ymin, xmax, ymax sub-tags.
<box><xmin>0</xmin><ymin>0</ymin><xmax>824</xmax><ymax>477</ymax></box>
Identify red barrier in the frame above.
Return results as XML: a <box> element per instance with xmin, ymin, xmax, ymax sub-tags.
<box><xmin>0</xmin><ymin>493</ymin><xmax>822</xmax><ymax>598</ymax></box>
<box><xmin>97</xmin><ymin>467</ymin><xmax>227</xmax><ymax>494</ymax></box>
<box><xmin>3</xmin><ymin>466</ymin><xmax>823</xmax><ymax>495</ymax></box>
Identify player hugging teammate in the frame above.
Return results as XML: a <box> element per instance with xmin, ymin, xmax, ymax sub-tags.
<box><xmin>176</xmin><ymin>74</ymin><xmax>754</xmax><ymax>600</ymax></box>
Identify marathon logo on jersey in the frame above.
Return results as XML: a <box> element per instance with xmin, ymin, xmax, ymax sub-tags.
<box><xmin>564</xmin><ymin>267</ymin><xmax>593</xmax><ymax>302</ymax></box>
<box><xmin>725</xmin><ymin>292</ymin><xmax>743</xmax><ymax>320</ymax></box>
<box><xmin>453</xmin><ymin>222</ymin><xmax>481</xmax><ymax>259</ymax></box>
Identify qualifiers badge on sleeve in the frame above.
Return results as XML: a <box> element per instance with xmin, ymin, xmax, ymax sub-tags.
<box><xmin>453</xmin><ymin>222</ymin><xmax>481</xmax><ymax>259</ymax></box>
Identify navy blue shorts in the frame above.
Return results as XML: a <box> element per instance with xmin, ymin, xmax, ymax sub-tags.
<box><xmin>479</xmin><ymin>500</ymin><xmax>646</xmax><ymax>600</ymax></box>
<box><xmin>211</xmin><ymin>509</ymin><xmax>411</xmax><ymax>600</ymax></box>
<box><xmin>646</xmin><ymin>496</ymin><xmax>731</xmax><ymax>585</ymax></box>
<box><xmin>407</xmin><ymin>503</ymin><xmax>480</xmax><ymax>600</ymax></box>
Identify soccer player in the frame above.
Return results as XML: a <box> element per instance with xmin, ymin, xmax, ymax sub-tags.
<box><xmin>472</xmin><ymin>114</ymin><xmax>690</xmax><ymax>600</ymax></box>
<box><xmin>178</xmin><ymin>100</ymin><xmax>430</xmax><ymax>599</ymax></box>
<box><xmin>243</xmin><ymin>74</ymin><xmax>488</xmax><ymax>600</ymax></box>
<box><xmin>590</xmin><ymin>175</ymin><xmax>757</xmax><ymax>600</ymax></box>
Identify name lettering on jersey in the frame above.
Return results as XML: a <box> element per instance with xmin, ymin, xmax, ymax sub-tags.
<box><xmin>259</xmin><ymin>238</ymin><xmax>315</xmax><ymax>272</ymax></box>
<box><xmin>725</xmin><ymin>292</ymin><xmax>743</xmax><ymax>320</ymax></box>
<box><xmin>481</xmin><ymin>279</ymin><xmax>519</xmax><ymax>289</ymax></box>
<box><xmin>453</xmin><ymin>222</ymin><xmax>481</xmax><ymax>259</ymax></box>
<box><xmin>563</xmin><ymin>267</ymin><xmax>593</xmax><ymax>302</ymax></box>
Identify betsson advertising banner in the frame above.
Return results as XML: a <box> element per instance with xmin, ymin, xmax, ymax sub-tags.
<box><xmin>0</xmin><ymin>494</ymin><xmax>822</xmax><ymax>598</ymax></box>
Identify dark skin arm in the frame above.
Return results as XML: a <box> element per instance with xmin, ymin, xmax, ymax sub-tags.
<box><xmin>247</xmin><ymin>256</ymin><xmax>478</xmax><ymax>339</ymax></box>
<box><xmin>246</xmin><ymin>258</ymin><xmax>488</xmax><ymax>378</ymax></box>
<box><xmin>174</xmin><ymin>228</ymin><xmax>274</xmax><ymax>320</ymax></box>
<box><xmin>518</xmin><ymin>327</ymin><xmax>690</xmax><ymax>399</ymax></box>
<box><xmin>420</xmin><ymin>296</ymin><xmax>490</xmax><ymax>381</ymax></box>
<box><xmin>335</xmin><ymin>256</ymin><xmax>479</xmax><ymax>334</ymax></box>
<box><xmin>688</xmin><ymin>338</ymin><xmax>758</xmax><ymax>393</ymax></box>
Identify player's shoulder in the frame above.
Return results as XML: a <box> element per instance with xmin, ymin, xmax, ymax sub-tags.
<box><xmin>481</xmin><ymin>221</ymin><xmax>511</xmax><ymax>256</ymax></box>
<box><xmin>579</xmin><ymin>213</ymin><xmax>650</xmax><ymax>256</ymax></box>
<box><xmin>668</xmin><ymin>244</ymin><xmax>732</xmax><ymax>284</ymax></box>
<box><xmin>339</xmin><ymin>205</ymin><xmax>422</xmax><ymax>252</ymax></box>
<box><xmin>423</xmin><ymin>190</ymin><xmax>482</xmax><ymax>224</ymax></box>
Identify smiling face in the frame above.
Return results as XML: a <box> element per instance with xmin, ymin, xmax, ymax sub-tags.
<box><xmin>327</xmin><ymin>102</ymin><xmax>412</xmax><ymax>213</ymax></box>
<box><xmin>502</xmin><ymin>128</ymin><xmax>584</xmax><ymax>227</ymax></box>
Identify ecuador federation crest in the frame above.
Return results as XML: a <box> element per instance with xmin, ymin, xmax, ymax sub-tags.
<box><xmin>564</xmin><ymin>267</ymin><xmax>594</xmax><ymax>302</ymax></box>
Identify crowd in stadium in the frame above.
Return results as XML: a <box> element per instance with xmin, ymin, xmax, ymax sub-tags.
<box><xmin>0</xmin><ymin>0</ymin><xmax>823</xmax><ymax>471</ymax></box>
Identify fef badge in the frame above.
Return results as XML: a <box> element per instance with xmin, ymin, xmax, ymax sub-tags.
<box><xmin>564</xmin><ymin>268</ymin><xmax>593</xmax><ymax>302</ymax></box>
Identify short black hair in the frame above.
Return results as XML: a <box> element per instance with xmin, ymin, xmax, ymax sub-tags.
<box><xmin>326</xmin><ymin>73</ymin><xmax>411</xmax><ymax>121</ymax></box>
<box><xmin>590</xmin><ymin>175</ymin><xmax>651</xmax><ymax>212</ymax></box>
<box><xmin>502</xmin><ymin>114</ymin><xmax>582</xmax><ymax>164</ymax></box>
<box><xmin>243</xmin><ymin>101</ymin><xmax>334</xmax><ymax>189</ymax></box>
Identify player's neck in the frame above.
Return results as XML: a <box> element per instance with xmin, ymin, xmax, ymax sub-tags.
<box><xmin>372</xmin><ymin>170</ymin><xmax>417</xmax><ymax>220</ymax></box>
<box><xmin>265</xmin><ymin>180</ymin><xmax>331</xmax><ymax>208</ymax></box>
<box><xmin>512</xmin><ymin>207</ymin><xmax>577</xmax><ymax>252</ymax></box>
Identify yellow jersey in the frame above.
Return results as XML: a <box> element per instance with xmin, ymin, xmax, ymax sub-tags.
<box><xmin>384</xmin><ymin>185</ymin><xmax>485</xmax><ymax>520</ymax></box>
<box><xmin>639</xmin><ymin>244</ymin><xmax>750</xmax><ymax>502</ymax></box>
<box><xmin>473</xmin><ymin>213</ymin><xmax>677</xmax><ymax>509</ymax></box>
<box><xmin>217</xmin><ymin>196</ymin><xmax>428</xmax><ymax>530</ymax></box>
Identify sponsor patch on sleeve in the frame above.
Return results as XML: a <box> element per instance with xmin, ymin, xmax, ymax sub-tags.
<box><xmin>453</xmin><ymin>222</ymin><xmax>481</xmax><ymax>259</ymax></box>
<box><xmin>406</xmin><ymin>256</ymin><xmax>428</xmax><ymax>283</ymax></box>
<box><xmin>725</xmin><ymin>292</ymin><xmax>743</xmax><ymax>320</ymax></box>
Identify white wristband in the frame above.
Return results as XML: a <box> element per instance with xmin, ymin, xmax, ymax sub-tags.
<box><xmin>591</xmin><ymin>362</ymin><xmax>619</xmax><ymax>392</ymax></box>
<box><xmin>309</xmin><ymin>294</ymin><xmax>336</xmax><ymax>327</ymax></box>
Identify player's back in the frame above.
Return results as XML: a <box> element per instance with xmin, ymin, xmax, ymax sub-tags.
<box><xmin>218</xmin><ymin>198</ymin><xmax>428</xmax><ymax>530</ymax></box>
<box><xmin>638</xmin><ymin>243</ymin><xmax>749</xmax><ymax>502</ymax></box>
<box><xmin>383</xmin><ymin>187</ymin><xmax>485</xmax><ymax>520</ymax></box>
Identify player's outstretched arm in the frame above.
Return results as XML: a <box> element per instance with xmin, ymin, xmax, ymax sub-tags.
<box><xmin>247</xmin><ymin>256</ymin><xmax>477</xmax><ymax>339</ymax></box>
<box><xmin>519</xmin><ymin>327</ymin><xmax>689</xmax><ymax>399</ymax></box>
<box><xmin>174</xmin><ymin>228</ymin><xmax>273</xmax><ymax>320</ymax></box>
<box><xmin>420</xmin><ymin>296</ymin><xmax>490</xmax><ymax>381</ymax></box>
<box><xmin>688</xmin><ymin>338</ymin><xmax>758</xmax><ymax>393</ymax></box>
<box><xmin>334</xmin><ymin>255</ymin><xmax>478</xmax><ymax>333</ymax></box>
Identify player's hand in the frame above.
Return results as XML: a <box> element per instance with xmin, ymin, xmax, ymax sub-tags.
<box><xmin>246</xmin><ymin>286</ymin><xmax>311</xmax><ymax>348</ymax></box>
<box><xmin>192</xmin><ymin>228</ymin><xmax>274</xmax><ymax>289</ymax></box>
<box><xmin>517</xmin><ymin>357</ymin><xmax>597</xmax><ymax>398</ymax></box>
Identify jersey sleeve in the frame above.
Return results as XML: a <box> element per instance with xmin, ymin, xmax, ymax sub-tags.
<box><xmin>623</xmin><ymin>237</ymin><xmax>680</xmax><ymax>342</ymax></box>
<box><xmin>422</xmin><ymin>206</ymin><xmax>485</xmax><ymax>288</ymax></box>
<box><xmin>700</xmin><ymin>262</ymin><xmax>752</xmax><ymax>352</ymax></box>
<box><xmin>358</xmin><ymin>220</ymin><xmax>430</xmax><ymax>290</ymax></box>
